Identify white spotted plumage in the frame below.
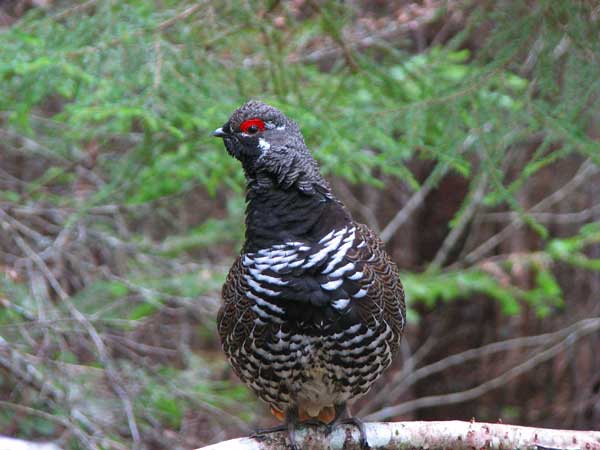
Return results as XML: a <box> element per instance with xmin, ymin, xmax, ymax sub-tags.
<box><xmin>222</xmin><ymin>225</ymin><xmax>403</xmax><ymax>415</ymax></box>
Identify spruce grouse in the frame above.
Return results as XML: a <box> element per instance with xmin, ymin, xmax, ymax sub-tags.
<box><xmin>214</xmin><ymin>101</ymin><xmax>406</xmax><ymax>449</ymax></box>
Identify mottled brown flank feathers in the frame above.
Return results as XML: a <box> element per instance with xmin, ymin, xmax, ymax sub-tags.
<box><xmin>352</xmin><ymin>224</ymin><xmax>405</xmax><ymax>353</ymax></box>
<box><xmin>218</xmin><ymin>257</ymin><xmax>248</xmax><ymax>352</ymax></box>
<box><xmin>215</xmin><ymin>100</ymin><xmax>406</xmax><ymax>424</ymax></box>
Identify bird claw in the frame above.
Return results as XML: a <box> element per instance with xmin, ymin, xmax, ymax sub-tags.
<box><xmin>291</xmin><ymin>420</ymin><xmax>331</xmax><ymax>450</ymax></box>
<box><xmin>252</xmin><ymin>418</ymin><xmax>331</xmax><ymax>449</ymax></box>
<box><xmin>250</xmin><ymin>424</ymin><xmax>287</xmax><ymax>438</ymax></box>
<box><xmin>337</xmin><ymin>417</ymin><xmax>370</xmax><ymax>450</ymax></box>
<box><xmin>251</xmin><ymin>416</ymin><xmax>367</xmax><ymax>449</ymax></box>
<box><xmin>251</xmin><ymin>424</ymin><xmax>299</xmax><ymax>450</ymax></box>
<box><xmin>301</xmin><ymin>418</ymin><xmax>331</xmax><ymax>429</ymax></box>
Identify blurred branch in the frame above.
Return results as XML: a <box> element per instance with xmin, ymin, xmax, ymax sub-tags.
<box><xmin>0</xmin><ymin>214</ymin><xmax>142</xmax><ymax>449</ymax></box>
<box><xmin>429</xmin><ymin>172</ymin><xmax>489</xmax><ymax>269</ymax></box>
<box><xmin>380</xmin><ymin>163</ymin><xmax>449</xmax><ymax>243</ymax></box>
<box><xmin>306</xmin><ymin>0</ymin><xmax>359</xmax><ymax>71</ymax></box>
<box><xmin>463</xmin><ymin>159</ymin><xmax>599</xmax><ymax>264</ymax></box>
<box><xmin>197</xmin><ymin>420</ymin><xmax>600</xmax><ymax>450</ymax></box>
<box><xmin>361</xmin><ymin>317</ymin><xmax>599</xmax><ymax>417</ymax></box>
<box><xmin>51</xmin><ymin>0</ymin><xmax>97</xmax><ymax>21</ymax></box>
<box><xmin>0</xmin><ymin>335</ymin><xmax>65</xmax><ymax>404</ymax></box>
<box><xmin>333</xmin><ymin>179</ymin><xmax>381</xmax><ymax>232</ymax></box>
<box><xmin>286</xmin><ymin>6</ymin><xmax>444</xmax><ymax>66</ymax></box>
<box><xmin>0</xmin><ymin>401</ymin><xmax>100</xmax><ymax>450</ymax></box>
<box><xmin>481</xmin><ymin>203</ymin><xmax>600</xmax><ymax>224</ymax></box>
<box><xmin>0</xmin><ymin>400</ymin><xmax>128</xmax><ymax>450</ymax></box>
<box><xmin>156</xmin><ymin>2</ymin><xmax>207</xmax><ymax>31</ymax></box>
<box><xmin>384</xmin><ymin>317</ymin><xmax>599</xmax><ymax>406</ymax></box>
<box><xmin>65</xmin><ymin>1</ymin><xmax>208</xmax><ymax>57</ymax></box>
<box><xmin>366</xmin><ymin>318</ymin><xmax>600</xmax><ymax>421</ymax></box>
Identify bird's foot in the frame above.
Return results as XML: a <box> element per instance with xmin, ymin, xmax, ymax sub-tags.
<box><xmin>254</xmin><ymin>406</ymin><xmax>335</xmax><ymax>450</ymax></box>
<box><xmin>250</xmin><ymin>423</ymin><xmax>287</xmax><ymax>438</ymax></box>
<box><xmin>251</xmin><ymin>424</ymin><xmax>300</xmax><ymax>450</ymax></box>
<box><xmin>337</xmin><ymin>416</ymin><xmax>370</xmax><ymax>450</ymax></box>
<box><xmin>300</xmin><ymin>418</ymin><xmax>334</xmax><ymax>434</ymax></box>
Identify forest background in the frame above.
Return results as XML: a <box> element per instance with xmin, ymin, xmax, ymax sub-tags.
<box><xmin>0</xmin><ymin>1</ymin><xmax>599</xmax><ymax>449</ymax></box>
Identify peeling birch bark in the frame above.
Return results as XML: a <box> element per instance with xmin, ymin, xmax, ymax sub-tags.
<box><xmin>197</xmin><ymin>420</ymin><xmax>600</xmax><ymax>450</ymax></box>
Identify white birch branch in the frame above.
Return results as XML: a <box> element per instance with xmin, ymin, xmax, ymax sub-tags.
<box><xmin>0</xmin><ymin>436</ymin><xmax>62</xmax><ymax>450</ymax></box>
<box><xmin>197</xmin><ymin>420</ymin><xmax>600</xmax><ymax>450</ymax></box>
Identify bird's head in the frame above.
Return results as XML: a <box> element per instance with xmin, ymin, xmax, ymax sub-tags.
<box><xmin>213</xmin><ymin>100</ymin><xmax>326</xmax><ymax>194</ymax></box>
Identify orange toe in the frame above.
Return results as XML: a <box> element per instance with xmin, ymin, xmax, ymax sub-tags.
<box><xmin>298</xmin><ymin>408</ymin><xmax>311</xmax><ymax>422</ymax></box>
<box><xmin>297</xmin><ymin>406</ymin><xmax>336</xmax><ymax>424</ymax></box>
<box><xmin>272</xmin><ymin>405</ymin><xmax>336</xmax><ymax>424</ymax></box>
<box><xmin>316</xmin><ymin>406</ymin><xmax>336</xmax><ymax>424</ymax></box>
<box><xmin>270</xmin><ymin>406</ymin><xmax>285</xmax><ymax>422</ymax></box>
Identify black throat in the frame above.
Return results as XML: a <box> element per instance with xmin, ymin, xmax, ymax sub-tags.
<box><xmin>243</xmin><ymin>181</ymin><xmax>351</xmax><ymax>253</ymax></box>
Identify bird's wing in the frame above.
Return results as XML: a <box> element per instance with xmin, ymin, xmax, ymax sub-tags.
<box><xmin>224</xmin><ymin>224</ymin><xmax>404</xmax><ymax>338</ymax></box>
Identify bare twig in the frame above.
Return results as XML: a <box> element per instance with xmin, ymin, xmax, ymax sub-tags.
<box><xmin>380</xmin><ymin>163</ymin><xmax>449</xmax><ymax>243</ymax></box>
<box><xmin>0</xmin><ymin>401</ymin><xmax>100</xmax><ymax>450</ymax></box>
<box><xmin>286</xmin><ymin>5</ymin><xmax>444</xmax><ymax>66</ymax></box>
<box><xmin>333</xmin><ymin>179</ymin><xmax>381</xmax><ymax>232</ymax></box>
<box><xmin>65</xmin><ymin>1</ymin><xmax>208</xmax><ymax>57</ymax></box>
<box><xmin>153</xmin><ymin>34</ymin><xmax>162</xmax><ymax>89</ymax></box>
<box><xmin>0</xmin><ymin>338</ymin><xmax>113</xmax><ymax>449</ymax></box>
<box><xmin>362</xmin><ymin>318</ymin><xmax>600</xmax><ymax>417</ymax></box>
<box><xmin>157</xmin><ymin>2</ymin><xmax>207</xmax><ymax>31</ymax></box>
<box><xmin>1</xmin><ymin>218</ymin><xmax>142</xmax><ymax>449</ymax></box>
<box><xmin>51</xmin><ymin>0</ymin><xmax>97</xmax><ymax>21</ymax></box>
<box><xmin>405</xmin><ymin>318</ymin><xmax>598</xmax><ymax>391</ymax></box>
<box><xmin>481</xmin><ymin>203</ymin><xmax>600</xmax><ymax>224</ymax></box>
<box><xmin>429</xmin><ymin>172</ymin><xmax>489</xmax><ymax>269</ymax></box>
<box><xmin>463</xmin><ymin>159</ymin><xmax>598</xmax><ymax>264</ymax></box>
<box><xmin>366</xmin><ymin>318</ymin><xmax>600</xmax><ymax>421</ymax></box>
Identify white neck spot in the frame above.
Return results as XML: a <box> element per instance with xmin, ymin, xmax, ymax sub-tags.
<box><xmin>258</xmin><ymin>138</ymin><xmax>271</xmax><ymax>151</ymax></box>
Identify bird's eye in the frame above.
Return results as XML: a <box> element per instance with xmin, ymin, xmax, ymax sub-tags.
<box><xmin>240</xmin><ymin>118</ymin><xmax>265</xmax><ymax>135</ymax></box>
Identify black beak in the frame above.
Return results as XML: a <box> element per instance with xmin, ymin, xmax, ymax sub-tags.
<box><xmin>212</xmin><ymin>126</ymin><xmax>229</xmax><ymax>138</ymax></box>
